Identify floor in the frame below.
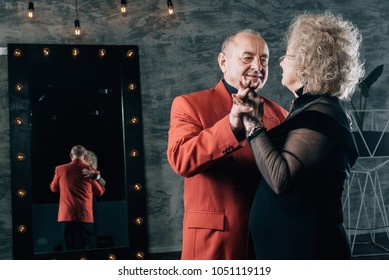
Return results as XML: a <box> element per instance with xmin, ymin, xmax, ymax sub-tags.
<box><xmin>149</xmin><ymin>232</ymin><xmax>389</xmax><ymax>260</ymax></box>
<box><xmin>350</xmin><ymin>232</ymin><xmax>389</xmax><ymax>259</ymax></box>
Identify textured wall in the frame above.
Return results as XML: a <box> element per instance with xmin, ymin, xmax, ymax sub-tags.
<box><xmin>1</xmin><ymin>0</ymin><xmax>389</xmax><ymax>259</ymax></box>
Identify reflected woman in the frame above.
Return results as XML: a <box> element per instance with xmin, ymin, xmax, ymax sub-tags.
<box><xmin>232</xmin><ymin>12</ymin><xmax>364</xmax><ymax>259</ymax></box>
<box><xmin>82</xmin><ymin>150</ymin><xmax>106</xmax><ymax>187</ymax></box>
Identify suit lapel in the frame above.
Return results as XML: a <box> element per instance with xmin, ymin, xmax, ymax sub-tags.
<box><xmin>212</xmin><ymin>80</ymin><xmax>232</xmax><ymax>120</ymax></box>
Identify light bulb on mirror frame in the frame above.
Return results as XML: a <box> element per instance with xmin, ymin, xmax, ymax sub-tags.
<box><xmin>17</xmin><ymin>225</ymin><xmax>27</xmax><ymax>234</ymax></box>
<box><xmin>28</xmin><ymin>2</ymin><xmax>34</xmax><ymax>19</ymax></box>
<box><xmin>17</xmin><ymin>188</ymin><xmax>27</xmax><ymax>198</ymax></box>
<box><xmin>136</xmin><ymin>251</ymin><xmax>145</xmax><ymax>260</ymax></box>
<box><xmin>120</xmin><ymin>0</ymin><xmax>127</xmax><ymax>14</ymax></box>
<box><xmin>74</xmin><ymin>19</ymin><xmax>81</xmax><ymax>36</ymax></box>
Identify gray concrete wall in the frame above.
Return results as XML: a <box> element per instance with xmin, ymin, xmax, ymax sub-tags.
<box><xmin>1</xmin><ymin>0</ymin><xmax>389</xmax><ymax>259</ymax></box>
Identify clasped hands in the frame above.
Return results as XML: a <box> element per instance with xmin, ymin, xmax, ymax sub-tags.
<box><xmin>230</xmin><ymin>76</ymin><xmax>265</xmax><ymax>135</ymax></box>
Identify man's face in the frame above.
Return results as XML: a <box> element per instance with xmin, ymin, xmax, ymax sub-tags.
<box><xmin>218</xmin><ymin>33</ymin><xmax>269</xmax><ymax>92</ymax></box>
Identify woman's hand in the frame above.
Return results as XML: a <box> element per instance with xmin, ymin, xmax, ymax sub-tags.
<box><xmin>82</xmin><ymin>168</ymin><xmax>98</xmax><ymax>179</ymax></box>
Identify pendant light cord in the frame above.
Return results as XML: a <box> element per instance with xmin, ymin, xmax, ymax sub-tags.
<box><xmin>75</xmin><ymin>0</ymin><xmax>79</xmax><ymax>19</ymax></box>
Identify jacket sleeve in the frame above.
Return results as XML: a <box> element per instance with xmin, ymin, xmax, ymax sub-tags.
<box><xmin>167</xmin><ymin>95</ymin><xmax>243</xmax><ymax>178</ymax></box>
<box><xmin>91</xmin><ymin>178</ymin><xmax>105</xmax><ymax>196</ymax></box>
<box><xmin>50</xmin><ymin>167</ymin><xmax>60</xmax><ymax>193</ymax></box>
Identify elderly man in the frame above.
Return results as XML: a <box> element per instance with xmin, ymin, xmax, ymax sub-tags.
<box><xmin>167</xmin><ymin>30</ymin><xmax>288</xmax><ymax>259</ymax></box>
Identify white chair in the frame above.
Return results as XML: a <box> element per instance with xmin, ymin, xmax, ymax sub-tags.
<box><xmin>343</xmin><ymin>110</ymin><xmax>389</xmax><ymax>257</ymax></box>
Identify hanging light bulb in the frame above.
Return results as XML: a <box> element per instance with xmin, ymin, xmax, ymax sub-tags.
<box><xmin>74</xmin><ymin>19</ymin><xmax>81</xmax><ymax>36</ymax></box>
<box><xmin>167</xmin><ymin>0</ymin><xmax>174</xmax><ymax>15</ymax></box>
<box><xmin>120</xmin><ymin>0</ymin><xmax>127</xmax><ymax>14</ymax></box>
<box><xmin>28</xmin><ymin>2</ymin><xmax>34</xmax><ymax>19</ymax></box>
<box><xmin>74</xmin><ymin>0</ymin><xmax>81</xmax><ymax>36</ymax></box>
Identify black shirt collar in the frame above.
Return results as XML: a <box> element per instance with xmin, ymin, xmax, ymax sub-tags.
<box><xmin>222</xmin><ymin>79</ymin><xmax>237</xmax><ymax>95</ymax></box>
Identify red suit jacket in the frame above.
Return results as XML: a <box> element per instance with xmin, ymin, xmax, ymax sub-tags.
<box><xmin>50</xmin><ymin>159</ymin><xmax>105</xmax><ymax>223</ymax></box>
<box><xmin>167</xmin><ymin>80</ymin><xmax>288</xmax><ymax>259</ymax></box>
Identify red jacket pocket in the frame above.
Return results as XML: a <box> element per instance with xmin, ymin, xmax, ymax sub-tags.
<box><xmin>186</xmin><ymin>211</ymin><xmax>225</xmax><ymax>231</ymax></box>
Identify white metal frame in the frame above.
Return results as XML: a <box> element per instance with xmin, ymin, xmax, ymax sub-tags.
<box><xmin>343</xmin><ymin>110</ymin><xmax>389</xmax><ymax>257</ymax></box>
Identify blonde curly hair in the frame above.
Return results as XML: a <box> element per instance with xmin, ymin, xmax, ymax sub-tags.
<box><xmin>285</xmin><ymin>11</ymin><xmax>365</xmax><ymax>100</ymax></box>
<box><xmin>86</xmin><ymin>150</ymin><xmax>98</xmax><ymax>169</ymax></box>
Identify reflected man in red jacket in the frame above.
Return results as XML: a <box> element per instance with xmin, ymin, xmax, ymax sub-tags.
<box><xmin>50</xmin><ymin>145</ymin><xmax>105</xmax><ymax>251</ymax></box>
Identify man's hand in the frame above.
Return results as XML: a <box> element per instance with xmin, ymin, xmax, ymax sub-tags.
<box><xmin>229</xmin><ymin>77</ymin><xmax>258</xmax><ymax>136</ymax></box>
<box><xmin>231</xmin><ymin>76</ymin><xmax>265</xmax><ymax>132</ymax></box>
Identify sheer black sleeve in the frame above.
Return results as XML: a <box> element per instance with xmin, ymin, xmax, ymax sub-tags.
<box><xmin>248</xmin><ymin>94</ymin><xmax>358</xmax><ymax>195</ymax></box>
<box><xmin>249</xmin><ymin>98</ymin><xmax>357</xmax><ymax>194</ymax></box>
<box><xmin>249</xmin><ymin>123</ymin><xmax>333</xmax><ymax>194</ymax></box>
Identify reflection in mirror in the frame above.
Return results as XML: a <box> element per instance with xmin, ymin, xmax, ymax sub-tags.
<box><xmin>30</xmin><ymin>61</ymin><xmax>125</xmax><ymax>203</ymax></box>
<box><xmin>30</xmin><ymin>61</ymin><xmax>127</xmax><ymax>253</ymax></box>
<box><xmin>8</xmin><ymin>44</ymin><xmax>148</xmax><ymax>259</ymax></box>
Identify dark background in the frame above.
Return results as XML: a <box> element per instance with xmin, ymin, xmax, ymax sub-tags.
<box><xmin>29</xmin><ymin>62</ymin><xmax>125</xmax><ymax>203</ymax></box>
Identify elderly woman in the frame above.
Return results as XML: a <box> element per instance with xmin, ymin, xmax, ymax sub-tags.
<box><xmin>82</xmin><ymin>150</ymin><xmax>106</xmax><ymax>187</ymax></box>
<box><xmin>232</xmin><ymin>12</ymin><xmax>364</xmax><ymax>259</ymax></box>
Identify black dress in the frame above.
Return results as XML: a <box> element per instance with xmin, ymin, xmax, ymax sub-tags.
<box><xmin>249</xmin><ymin>93</ymin><xmax>358</xmax><ymax>259</ymax></box>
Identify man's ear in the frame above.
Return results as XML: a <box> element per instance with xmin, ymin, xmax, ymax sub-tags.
<box><xmin>218</xmin><ymin>52</ymin><xmax>227</xmax><ymax>74</ymax></box>
<box><xmin>69</xmin><ymin>153</ymin><xmax>73</xmax><ymax>160</ymax></box>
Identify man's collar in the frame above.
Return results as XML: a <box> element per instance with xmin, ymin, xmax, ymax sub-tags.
<box><xmin>222</xmin><ymin>79</ymin><xmax>237</xmax><ymax>95</ymax></box>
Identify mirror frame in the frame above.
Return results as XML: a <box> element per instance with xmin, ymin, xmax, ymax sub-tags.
<box><xmin>8</xmin><ymin>44</ymin><xmax>148</xmax><ymax>260</ymax></box>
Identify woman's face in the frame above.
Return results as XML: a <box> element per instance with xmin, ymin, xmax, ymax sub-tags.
<box><xmin>279</xmin><ymin>48</ymin><xmax>301</xmax><ymax>94</ymax></box>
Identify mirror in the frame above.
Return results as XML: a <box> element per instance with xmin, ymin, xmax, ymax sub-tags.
<box><xmin>8</xmin><ymin>44</ymin><xmax>148</xmax><ymax>259</ymax></box>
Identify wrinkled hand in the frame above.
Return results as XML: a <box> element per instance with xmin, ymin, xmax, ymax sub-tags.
<box><xmin>231</xmin><ymin>76</ymin><xmax>265</xmax><ymax>132</ymax></box>
<box><xmin>82</xmin><ymin>168</ymin><xmax>97</xmax><ymax>179</ymax></box>
<box><xmin>230</xmin><ymin>77</ymin><xmax>258</xmax><ymax>133</ymax></box>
